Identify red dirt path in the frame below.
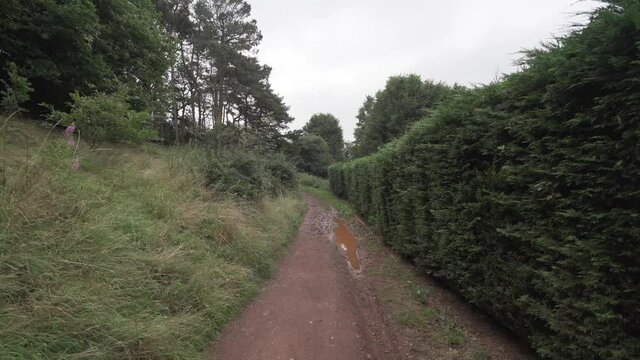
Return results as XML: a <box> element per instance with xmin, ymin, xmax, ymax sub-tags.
<box><xmin>212</xmin><ymin>196</ymin><xmax>399</xmax><ymax>360</ymax></box>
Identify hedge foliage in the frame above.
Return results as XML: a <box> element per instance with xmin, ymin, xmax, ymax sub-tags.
<box><xmin>329</xmin><ymin>2</ymin><xmax>640</xmax><ymax>359</ymax></box>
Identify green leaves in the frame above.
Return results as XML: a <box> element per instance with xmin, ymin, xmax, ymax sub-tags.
<box><xmin>352</xmin><ymin>75</ymin><xmax>458</xmax><ymax>157</ymax></box>
<box><xmin>290</xmin><ymin>134</ymin><xmax>334</xmax><ymax>178</ymax></box>
<box><xmin>203</xmin><ymin>150</ymin><xmax>297</xmax><ymax>200</ymax></box>
<box><xmin>54</xmin><ymin>89</ymin><xmax>156</xmax><ymax>146</ymax></box>
<box><xmin>303</xmin><ymin>113</ymin><xmax>345</xmax><ymax>161</ymax></box>
<box><xmin>0</xmin><ymin>62</ymin><xmax>32</xmax><ymax>113</ymax></box>
<box><xmin>0</xmin><ymin>0</ymin><xmax>169</xmax><ymax>112</ymax></box>
<box><xmin>159</xmin><ymin>0</ymin><xmax>291</xmax><ymax>146</ymax></box>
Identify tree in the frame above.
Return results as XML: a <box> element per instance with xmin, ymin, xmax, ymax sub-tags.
<box><xmin>342</xmin><ymin>141</ymin><xmax>355</xmax><ymax>161</ymax></box>
<box><xmin>192</xmin><ymin>0</ymin><xmax>263</xmax><ymax>127</ymax></box>
<box><xmin>156</xmin><ymin>0</ymin><xmax>293</xmax><ymax>146</ymax></box>
<box><xmin>352</xmin><ymin>95</ymin><xmax>377</xmax><ymax>157</ymax></box>
<box><xmin>290</xmin><ymin>134</ymin><xmax>333</xmax><ymax>178</ymax></box>
<box><xmin>92</xmin><ymin>0</ymin><xmax>171</xmax><ymax>111</ymax></box>
<box><xmin>0</xmin><ymin>0</ymin><xmax>170</xmax><ymax>113</ymax></box>
<box><xmin>0</xmin><ymin>0</ymin><xmax>294</xmax><ymax>148</ymax></box>
<box><xmin>352</xmin><ymin>75</ymin><xmax>455</xmax><ymax>157</ymax></box>
<box><xmin>303</xmin><ymin>113</ymin><xmax>344</xmax><ymax>161</ymax></box>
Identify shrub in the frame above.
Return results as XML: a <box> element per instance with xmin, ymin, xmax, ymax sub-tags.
<box><xmin>330</xmin><ymin>3</ymin><xmax>640</xmax><ymax>359</ymax></box>
<box><xmin>53</xmin><ymin>89</ymin><xmax>155</xmax><ymax>146</ymax></box>
<box><xmin>264</xmin><ymin>153</ymin><xmax>298</xmax><ymax>193</ymax></box>
<box><xmin>203</xmin><ymin>150</ymin><xmax>297</xmax><ymax>200</ymax></box>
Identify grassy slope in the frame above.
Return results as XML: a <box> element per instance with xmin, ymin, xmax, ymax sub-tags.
<box><xmin>0</xmin><ymin>120</ymin><xmax>305</xmax><ymax>359</ymax></box>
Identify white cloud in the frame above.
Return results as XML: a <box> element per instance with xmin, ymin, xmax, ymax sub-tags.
<box><xmin>250</xmin><ymin>0</ymin><xmax>602</xmax><ymax>140</ymax></box>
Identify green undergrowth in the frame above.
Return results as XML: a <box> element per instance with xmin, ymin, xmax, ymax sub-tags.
<box><xmin>0</xmin><ymin>120</ymin><xmax>306</xmax><ymax>359</ymax></box>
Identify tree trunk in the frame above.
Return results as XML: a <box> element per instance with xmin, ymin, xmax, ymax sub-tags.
<box><xmin>170</xmin><ymin>63</ymin><xmax>180</xmax><ymax>145</ymax></box>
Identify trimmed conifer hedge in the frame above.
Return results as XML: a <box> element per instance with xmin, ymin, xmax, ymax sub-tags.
<box><xmin>330</xmin><ymin>2</ymin><xmax>640</xmax><ymax>359</ymax></box>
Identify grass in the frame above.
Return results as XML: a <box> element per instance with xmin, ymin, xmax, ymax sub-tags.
<box><xmin>0</xmin><ymin>119</ymin><xmax>306</xmax><ymax>359</ymax></box>
<box><xmin>297</xmin><ymin>172</ymin><xmax>329</xmax><ymax>190</ymax></box>
<box><xmin>441</xmin><ymin>322</ymin><xmax>467</xmax><ymax>346</ymax></box>
<box><xmin>473</xmin><ymin>349</ymin><xmax>493</xmax><ymax>360</ymax></box>
<box><xmin>297</xmin><ymin>172</ymin><xmax>353</xmax><ymax>218</ymax></box>
<box><xmin>301</xmin><ymin>185</ymin><xmax>352</xmax><ymax>218</ymax></box>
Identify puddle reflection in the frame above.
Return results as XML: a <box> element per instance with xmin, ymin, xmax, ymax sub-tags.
<box><xmin>334</xmin><ymin>218</ymin><xmax>360</xmax><ymax>270</ymax></box>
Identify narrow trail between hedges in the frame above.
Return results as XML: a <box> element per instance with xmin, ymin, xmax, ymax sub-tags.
<box><xmin>211</xmin><ymin>195</ymin><xmax>534</xmax><ymax>360</ymax></box>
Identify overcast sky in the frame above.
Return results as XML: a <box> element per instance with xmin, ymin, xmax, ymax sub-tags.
<box><xmin>250</xmin><ymin>0</ymin><xmax>601</xmax><ymax>141</ymax></box>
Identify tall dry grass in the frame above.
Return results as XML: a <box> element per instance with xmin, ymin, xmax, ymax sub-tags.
<box><xmin>0</xmin><ymin>119</ymin><xmax>305</xmax><ymax>359</ymax></box>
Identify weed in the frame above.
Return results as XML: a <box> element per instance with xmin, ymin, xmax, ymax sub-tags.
<box><xmin>473</xmin><ymin>349</ymin><xmax>492</xmax><ymax>360</ymax></box>
<box><xmin>409</xmin><ymin>282</ymin><xmax>431</xmax><ymax>305</ymax></box>
<box><xmin>441</xmin><ymin>322</ymin><xmax>467</xmax><ymax>346</ymax></box>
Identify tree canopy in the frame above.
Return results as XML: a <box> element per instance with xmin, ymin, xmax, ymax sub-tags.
<box><xmin>352</xmin><ymin>75</ymin><xmax>456</xmax><ymax>157</ymax></box>
<box><xmin>302</xmin><ymin>113</ymin><xmax>344</xmax><ymax>161</ymax></box>
<box><xmin>289</xmin><ymin>134</ymin><xmax>333</xmax><ymax>178</ymax></box>
<box><xmin>156</xmin><ymin>0</ymin><xmax>293</xmax><ymax>147</ymax></box>
<box><xmin>0</xmin><ymin>0</ymin><xmax>170</xmax><ymax>113</ymax></box>
<box><xmin>0</xmin><ymin>0</ymin><xmax>293</xmax><ymax>149</ymax></box>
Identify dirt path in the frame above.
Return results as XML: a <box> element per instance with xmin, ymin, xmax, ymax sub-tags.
<box><xmin>212</xmin><ymin>195</ymin><xmax>534</xmax><ymax>360</ymax></box>
<box><xmin>212</xmin><ymin>196</ymin><xmax>399</xmax><ymax>360</ymax></box>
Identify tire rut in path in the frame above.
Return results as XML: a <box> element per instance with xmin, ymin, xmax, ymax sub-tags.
<box><xmin>212</xmin><ymin>196</ymin><xmax>400</xmax><ymax>360</ymax></box>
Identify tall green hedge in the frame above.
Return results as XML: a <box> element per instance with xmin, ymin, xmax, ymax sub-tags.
<box><xmin>330</xmin><ymin>2</ymin><xmax>640</xmax><ymax>359</ymax></box>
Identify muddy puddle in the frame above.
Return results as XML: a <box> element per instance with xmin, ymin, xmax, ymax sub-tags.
<box><xmin>334</xmin><ymin>218</ymin><xmax>360</xmax><ymax>271</ymax></box>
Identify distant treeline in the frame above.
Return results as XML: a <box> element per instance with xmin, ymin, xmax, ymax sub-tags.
<box><xmin>330</xmin><ymin>1</ymin><xmax>639</xmax><ymax>359</ymax></box>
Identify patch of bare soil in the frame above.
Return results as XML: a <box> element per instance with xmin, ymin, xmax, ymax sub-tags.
<box><xmin>211</xmin><ymin>196</ymin><xmax>400</xmax><ymax>360</ymax></box>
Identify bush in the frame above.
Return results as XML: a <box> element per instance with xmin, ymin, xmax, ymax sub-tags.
<box><xmin>54</xmin><ymin>89</ymin><xmax>156</xmax><ymax>146</ymax></box>
<box><xmin>203</xmin><ymin>150</ymin><xmax>297</xmax><ymax>200</ymax></box>
<box><xmin>265</xmin><ymin>153</ymin><xmax>298</xmax><ymax>192</ymax></box>
<box><xmin>330</xmin><ymin>3</ymin><xmax>640</xmax><ymax>359</ymax></box>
